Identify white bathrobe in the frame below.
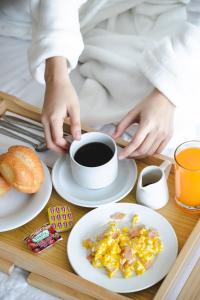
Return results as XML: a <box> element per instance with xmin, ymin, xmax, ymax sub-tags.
<box><xmin>0</xmin><ymin>0</ymin><xmax>200</xmax><ymax>148</ymax></box>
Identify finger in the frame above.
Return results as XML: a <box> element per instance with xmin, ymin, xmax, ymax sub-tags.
<box><xmin>118</xmin><ymin>122</ymin><xmax>151</xmax><ymax>159</ymax></box>
<box><xmin>156</xmin><ymin>135</ymin><xmax>172</xmax><ymax>154</ymax></box>
<box><xmin>42</xmin><ymin>121</ymin><xmax>66</xmax><ymax>153</ymax></box>
<box><xmin>68</xmin><ymin>104</ymin><xmax>81</xmax><ymax>140</ymax></box>
<box><xmin>127</xmin><ymin>138</ymin><xmax>163</xmax><ymax>159</ymax></box>
<box><xmin>112</xmin><ymin>109</ymin><xmax>139</xmax><ymax>139</ymax></box>
<box><xmin>127</xmin><ymin>131</ymin><xmax>157</xmax><ymax>157</ymax></box>
<box><xmin>145</xmin><ymin>138</ymin><xmax>164</xmax><ymax>157</ymax></box>
<box><xmin>50</xmin><ymin>118</ymin><xmax>68</xmax><ymax>149</ymax></box>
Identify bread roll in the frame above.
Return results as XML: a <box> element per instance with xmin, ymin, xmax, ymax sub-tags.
<box><xmin>0</xmin><ymin>175</ymin><xmax>11</xmax><ymax>196</ymax></box>
<box><xmin>0</xmin><ymin>146</ymin><xmax>44</xmax><ymax>193</ymax></box>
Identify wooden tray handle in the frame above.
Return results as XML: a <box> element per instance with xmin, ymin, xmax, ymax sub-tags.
<box><xmin>28</xmin><ymin>273</ymin><xmax>96</xmax><ymax>300</ymax></box>
<box><xmin>155</xmin><ymin>218</ymin><xmax>200</xmax><ymax>299</ymax></box>
<box><xmin>0</xmin><ymin>257</ymin><xmax>14</xmax><ymax>275</ymax></box>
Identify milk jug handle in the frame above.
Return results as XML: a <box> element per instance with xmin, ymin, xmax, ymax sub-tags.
<box><xmin>160</xmin><ymin>160</ymin><xmax>172</xmax><ymax>179</ymax></box>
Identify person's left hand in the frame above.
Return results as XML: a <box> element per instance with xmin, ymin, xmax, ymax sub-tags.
<box><xmin>112</xmin><ymin>89</ymin><xmax>175</xmax><ymax>159</ymax></box>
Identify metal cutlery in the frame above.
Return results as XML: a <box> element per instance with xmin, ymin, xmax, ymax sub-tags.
<box><xmin>2</xmin><ymin>115</ymin><xmax>72</xmax><ymax>139</ymax></box>
<box><xmin>0</xmin><ymin>128</ymin><xmax>47</xmax><ymax>152</ymax></box>
<box><xmin>0</xmin><ymin>119</ymin><xmax>44</xmax><ymax>143</ymax></box>
<box><xmin>2</xmin><ymin>115</ymin><xmax>43</xmax><ymax>132</ymax></box>
<box><xmin>0</xmin><ymin>115</ymin><xmax>73</xmax><ymax>151</ymax></box>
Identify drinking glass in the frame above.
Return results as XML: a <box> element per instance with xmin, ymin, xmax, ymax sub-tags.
<box><xmin>174</xmin><ymin>141</ymin><xmax>200</xmax><ymax>212</ymax></box>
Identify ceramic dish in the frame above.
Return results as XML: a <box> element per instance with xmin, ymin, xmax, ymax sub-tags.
<box><xmin>67</xmin><ymin>203</ymin><xmax>178</xmax><ymax>293</ymax></box>
<box><xmin>52</xmin><ymin>154</ymin><xmax>137</xmax><ymax>208</ymax></box>
<box><xmin>0</xmin><ymin>162</ymin><xmax>52</xmax><ymax>232</ymax></box>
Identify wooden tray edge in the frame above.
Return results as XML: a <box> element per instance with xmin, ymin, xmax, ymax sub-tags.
<box><xmin>27</xmin><ymin>272</ymin><xmax>96</xmax><ymax>300</ymax></box>
<box><xmin>0</xmin><ymin>240</ymin><xmax>129</xmax><ymax>300</ymax></box>
<box><xmin>155</xmin><ymin>218</ymin><xmax>200</xmax><ymax>299</ymax></box>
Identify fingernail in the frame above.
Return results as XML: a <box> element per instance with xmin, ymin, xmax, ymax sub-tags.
<box><xmin>118</xmin><ymin>154</ymin><xmax>124</xmax><ymax>160</ymax></box>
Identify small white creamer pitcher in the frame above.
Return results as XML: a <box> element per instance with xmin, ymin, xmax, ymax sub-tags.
<box><xmin>136</xmin><ymin>160</ymin><xmax>172</xmax><ymax>210</ymax></box>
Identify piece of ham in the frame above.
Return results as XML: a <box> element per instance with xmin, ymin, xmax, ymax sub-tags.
<box><xmin>112</xmin><ymin>232</ymin><xmax>118</xmax><ymax>239</ymax></box>
<box><xmin>148</xmin><ymin>229</ymin><xmax>158</xmax><ymax>238</ymax></box>
<box><xmin>87</xmin><ymin>254</ymin><xmax>93</xmax><ymax>262</ymax></box>
<box><xmin>121</xmin><ymin>246</ymin><xmax>134</xmax><ymax>263</ymax></box>
<box><xmin>110</xmin><ymin>212</ymin><xmax>126</xmax><ymax>220</ymax></box>
<box><xmin>97</xmin><ymin>232</ymin><xmax>105</xmax><ymax>241</ymax></box>
<box><xmin>144</xmin><ymin>259</ymin><xmax>154</xmax><ymax>269</ymax></box>
<box><xmin>128</xmin><ymin>225</ymin><xmax>143</xmax><ymax>238</ymax></box>
<box><xmin>84</xmin><ymin>239</ymin><xmax>94</xmax><ymax>248</ymax></box>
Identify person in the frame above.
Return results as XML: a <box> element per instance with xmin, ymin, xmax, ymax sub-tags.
<box><xmin>1</xmin><ymin>0</ymin><xmax>200</xmax><ymax>158</ymax></box>
<box><xmin>43</xmin><ymin>58</ymin><xmax>175</xmax><ymax>159</ymax></box>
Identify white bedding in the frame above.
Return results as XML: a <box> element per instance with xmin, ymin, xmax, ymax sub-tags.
<box><xmin>0</xmin><ymin>268</ymin><xmax>57</xmax><ymax>300</ymax></box>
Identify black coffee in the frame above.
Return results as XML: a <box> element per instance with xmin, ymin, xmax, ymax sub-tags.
<box><xmin>74</xmin><ymin>142</ymin><xmax>114</xmax><ymax>167</ymax></box>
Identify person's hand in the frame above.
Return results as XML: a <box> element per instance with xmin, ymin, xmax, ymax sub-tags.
<box><xmin>41</xmin><ymin>57</ymin><xmax>81</xmax><ymax>153</ymax></box>
<box><xmin>112</xmin><ymin>89</ymin><xmax>175</xmax><ymax>159</ymax></box>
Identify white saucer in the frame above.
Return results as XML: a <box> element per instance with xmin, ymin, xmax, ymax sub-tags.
<box><xmin>0</xmin><ymin>162</ymin><xmax>52</xmax><ymax>232</ymax></box>
<box><xmin>52</xmin><ymin>154</ymin><xmax>137</xmax><ymax>208</ymax></box>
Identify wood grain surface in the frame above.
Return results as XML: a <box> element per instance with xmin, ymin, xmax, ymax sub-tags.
<box><xmin>177</xmin><ymin>258</ymin><xmax>200</xmax><ymax>300</ymax></box>
<box><xmin>154</xmin><ymin>218</ymin><xmax>200</xmax><ymax>300</ymax></box>
<box><xmin>27</xmin><ymin>273</ymin><xmax>96</xmax><ymax>300</ymax></box>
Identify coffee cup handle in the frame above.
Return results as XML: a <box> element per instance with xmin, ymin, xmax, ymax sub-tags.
<box><xmin>160</xmin><ymin>160</ymin><xmax>172</xmax><ymax>179</ymax></box>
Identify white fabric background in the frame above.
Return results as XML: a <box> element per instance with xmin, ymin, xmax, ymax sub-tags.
<box><xmin>0</xmin><ymin>268</ymin><xmax>57</xmax><ymax>300</ymax></box>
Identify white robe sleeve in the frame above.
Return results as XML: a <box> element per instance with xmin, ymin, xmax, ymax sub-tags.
<box><xmin>139</xmin><ymin>0</ymin><xmax>200</xmax><ymax>107</ymax></box>
<box><xmin>29</xmin><ymin>0</ymin><xmax>84</xmax><ymax>84</ymax></box>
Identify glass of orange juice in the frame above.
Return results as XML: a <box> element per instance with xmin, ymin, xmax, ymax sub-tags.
<box><xmin>174</xmin><ymin>141</ymin><xmax>200</xmax><ymax>212</ymax></box>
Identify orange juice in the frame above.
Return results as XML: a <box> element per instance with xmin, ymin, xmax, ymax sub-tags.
<box><xmin>175</xmin><ymin>143</ymin><xmax>200</xmax><ymax>210</ymax></box>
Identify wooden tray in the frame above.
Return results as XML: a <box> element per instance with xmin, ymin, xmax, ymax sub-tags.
<box><xmin>0</xmin><ymin>91</ymin><xmax>200</xmax><ymax>300</ymax></box>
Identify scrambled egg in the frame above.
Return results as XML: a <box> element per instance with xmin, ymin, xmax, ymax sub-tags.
<box><xmin>83</xmin><ymin>214</ymin><xmax>163</xmax><ymax>278</ymax></box>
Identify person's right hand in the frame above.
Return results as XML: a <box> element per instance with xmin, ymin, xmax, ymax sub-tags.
<box><xmin>42</xmin><ymin>57</ymin><xmax>81</xmax><ymax>153</ymax></box>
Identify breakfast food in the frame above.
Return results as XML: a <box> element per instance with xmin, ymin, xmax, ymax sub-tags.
<box><xmin>0</xmin><ymin>174</ymin><xmax>11</xmax><ymax>196</ymax></box>
<box><xmin>24</xmin><ymin>224</ymin><xmax>62</xmax><ymax>253</ymax></box>
<box><xmin>0</xmin><ymin>145</ymin><xmax>44</xmax><ymax>193</ymax></box>
<box><xmin>83</xmin><ymin>213</ymin><xmax>163</xmax><ymax>278</ymax></box>
<box><xmin>48</xmin><ymin>206</ymin><xmax>74</xmax><ymax>233</ymax></box>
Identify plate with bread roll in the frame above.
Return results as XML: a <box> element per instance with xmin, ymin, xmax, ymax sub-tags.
<box><xmin>0</xmin><ymin>145</ymin><xmax>52</xmax><ymax>232</ymax></box>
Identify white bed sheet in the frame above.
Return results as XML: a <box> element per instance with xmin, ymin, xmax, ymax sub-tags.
<box><xmin>0</xmin><ymin>268</ymin><xmax>57</xmax><ymax>300</ymax></box>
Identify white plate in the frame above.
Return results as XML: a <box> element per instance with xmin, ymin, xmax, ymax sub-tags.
<box><xmin>52</xmin><ymin>154</ymin><xmax>137</xmax><ymax>208</ymax></box>
<box><xmin>0</xmin><ymin>162</ymin><xmax>52</xmax><ymax>232</ymax></box>
<box><xmin>67</xmin><ymin>203</ymin><xmax>178</xmax><ymax>293</ymax></box>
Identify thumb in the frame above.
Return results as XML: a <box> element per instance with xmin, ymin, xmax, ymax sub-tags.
<box><xmin>112</xmin><ymin>108</ymin><xmax>139</xmax><ymax>139</ymax></box>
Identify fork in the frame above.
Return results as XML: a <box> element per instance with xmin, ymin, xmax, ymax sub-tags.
<box><xmin>2</xmin><ymin>115</ymin><xmax>43</xmax><ymax>132</ymax></box>
<box><xmin>0</xmin><ymin>116</ymin><xmax>73</xmax><ymax>150</ymax></box>
<box><xmin>3</xmin><ymin>115</ymin><xmax>72</xmax><ymax>138</ymax></box>
<box><xmin>0</xmin><ymin>119</ymin><xmax>44</xmax><ymax>143</ymax></box>
<box><xmin>0</xmin><ymin>128</ymin><xmax>47</xmax><ymax>152</ymax></box>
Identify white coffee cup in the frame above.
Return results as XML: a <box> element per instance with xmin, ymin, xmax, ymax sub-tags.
<box><xmin>69</xmin><ymin>132</ymin><xmax>118</xmax><ymax>189</ymax></box>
